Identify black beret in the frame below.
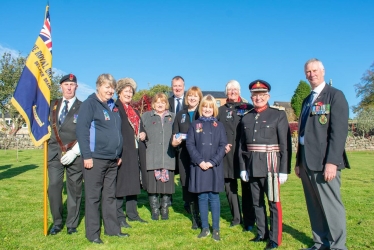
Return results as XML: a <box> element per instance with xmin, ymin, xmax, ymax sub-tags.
<box><xmin>60</xmin><ymin>74</ymin><xmax>77</xmax><ymax>84</ymax></box>
<box><xmin>248</xmin><ymin>79</ymin><xmax>271</xmax><ymax>92</ymax></box>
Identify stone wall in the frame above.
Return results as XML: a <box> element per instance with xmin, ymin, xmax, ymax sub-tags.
<box><xmin>1</xmin><ymin>133</ymin><xmax>373</xmax><ymax>151</ymax></box>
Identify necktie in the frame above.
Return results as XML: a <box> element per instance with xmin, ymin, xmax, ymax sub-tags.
<box><xmin>176</xmin><ymin>98</ymin><xmax>181</xmax><ymax>113</ymax></box>
<box><xmin>59</xmin><ymin>100</ymin><xmax>69</xmax><ymax>125</ymax></box>
<box><xmin>299</xmin><ymin>91</ymin><xmax>315</xmax><ymax>137</ymax></box>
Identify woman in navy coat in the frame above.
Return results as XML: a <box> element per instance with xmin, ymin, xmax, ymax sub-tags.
<box><xmin>186</xmin><ymin>95</ymin><xmax>227</xmax><ymax>241</ymax></box>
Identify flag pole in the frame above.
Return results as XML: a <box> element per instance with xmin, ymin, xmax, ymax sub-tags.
<box><xmin>44</xmin><ymin>141</ymin><xmax>48</xmax><ymax>236</ymax></box>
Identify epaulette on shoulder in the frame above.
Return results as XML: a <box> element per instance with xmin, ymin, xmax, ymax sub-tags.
<box><xmin>270</xmin><ymin>105</ymin><xmax>285</xmax><ymax>111</ymax></box>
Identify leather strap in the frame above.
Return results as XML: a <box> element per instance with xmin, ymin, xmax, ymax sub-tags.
<box><xmin>52</xmin><ymin>100</ymin><xmax>77</xmax><ymax>154</ymax></box>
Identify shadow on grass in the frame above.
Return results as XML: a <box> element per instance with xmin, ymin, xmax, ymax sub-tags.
<box><xmin>283</xmin><ymin>223</ymin><xmax>314</xmax><ymax>246</ymax></box>
<box><xmin>0</xmin><ymin>164</ymin><xmax>12</xmax><ymax>171</ymax></box>
<box><xmin>0</xmin><ymin>164</ymin><xmax>38</xmax><ymax>180</ymax></box>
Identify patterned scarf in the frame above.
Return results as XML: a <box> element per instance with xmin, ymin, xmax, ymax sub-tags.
<box><xmin>154</xmin><ymin>169</ymin><xmax>169</xmax><ymax>182</ymax></box>
<box><xmin>198</xmin><ymin>116</ymin><xmax>218</xmax><ymax>122</ymax></box>
<box><xmin>122</xmin><ymin>102</ymin><xmax>140</xmax><ymax>138</ymax></box>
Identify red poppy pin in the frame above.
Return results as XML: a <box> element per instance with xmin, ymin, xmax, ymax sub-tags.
<box><xmin>315</xmin><ymin>101</ymin><xmax>323</xmax><ymax>106</ymax></box>
<box><xmin>239</xmin><ymin>104</ymin><xmax>247</xmax><ymax>109</ymax></box>
<box><xmin>113</xmin><ymin>107</ymin><xmax>118</xmax><ymax>112</ymax></box>
<box><xmin>213</xmin><ymin>121</ymin><xmax>218</xmax><ymax>127</ymax></box>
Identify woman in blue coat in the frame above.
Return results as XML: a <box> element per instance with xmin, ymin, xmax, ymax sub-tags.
<box><xmin>186</xmin><ymin>95</ymin><xmax>227</xmax><ymax>241</ymax></box>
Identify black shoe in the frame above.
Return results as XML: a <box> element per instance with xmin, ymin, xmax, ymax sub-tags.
<box><xmin>212</xmin><ymin>229</ymin><xmax>220</xmax><ymax>241</ymax></box>
<box><xmin>49</xmin><ymin>225</ymin><xmax>62</xmax><ymax>235</ymax></box>
<box><xmin>105</xmin><ymin>232</ymin><xmax>130</xmax><ymax>238</ymax></box>
<box><xmin>266</xmin><ymin>240</ymin><xmax>278</xmax><ymax>249</ymax></box>
<box><xmin>67</xmin><ymin>228</ymin><xmax>77</xmax><ymax>234</ymax></box>
<box><xmin>128</xmin><ymin>217</ymin><xmax>148</xmax><ymax>223</ymax></box>
<box><xmin>120</xmin><ymin>220</ymin><xmax>132</xmax><ymax>228</ymax></box>
<box><xmin>243</xmin><ymin>225</ymin><xmax>254</xmax><ymax>232</ymax></box>
<box><xmin>91</xmin><ymin>238</ymin><xmax>103</xmax><ymax>244</ymax></box>
<box><xmin>251</xmin><ymin>234</ymin><xmax>268</xmax><ymax>242</ymax></box>
<box><xmin>197</xmin><ymin>228</ymin><xmax>210</xmax><ymax>238</ymax></box>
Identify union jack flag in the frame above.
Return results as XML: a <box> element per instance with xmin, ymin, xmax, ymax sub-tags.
<box><xmin>39</xmin><ymin>6</ymin><xmax>52</xmax><ymax>53</ymax></box>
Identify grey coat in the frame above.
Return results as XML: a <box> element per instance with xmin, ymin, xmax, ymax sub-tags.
<box><xmin>141</xmin><ymin>110</ymin><xmax>176</xmax><ymax>170</ymax></box>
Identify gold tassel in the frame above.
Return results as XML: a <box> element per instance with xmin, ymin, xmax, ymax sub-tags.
<box><xmin>267</xmin><ymin>172</ymin><xmax>273</xmax><ymax>201</ymax></box>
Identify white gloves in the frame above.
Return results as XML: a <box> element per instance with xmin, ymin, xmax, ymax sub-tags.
<box><xmin>60</xmin><ymin>143</ymin><xmax>80</xmax><ymax>165</ymax></box>
<box><xmin>279</xmin><ymin>173</ymin><xmax>288</xmax><ymax>184</ymax></box>
<box><xmin>240</xmin><ymin>170</ymin><xmax>249</xmax><ymax>182</ymax></box>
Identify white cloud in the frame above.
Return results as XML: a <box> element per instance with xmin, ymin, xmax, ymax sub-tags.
<box><xmin>76</xmin><ymin>81</ymin><xmax>95</xmax><ymax>101</ymax></box>
<box><xmin>0</xmin><ymin>45</ymin><xmax>21</xmax><ymax>58</ymax></box>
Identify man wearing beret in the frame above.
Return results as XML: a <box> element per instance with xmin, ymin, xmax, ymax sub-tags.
<box><xmin>239</xmin><ymin>80</ymin><xmax>291</xmax><ymax>249</ymax></box>
<box><xmin>48</xmin><ymin>74</ymin><xmax>83</xmax><ymax>235</ymax></box>
<box><xmin>295</xmin><ymin>59</ymin><xmax>349</xmax><ymax>250</ymax></box>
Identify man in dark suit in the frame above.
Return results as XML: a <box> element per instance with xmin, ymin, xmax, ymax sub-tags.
<box><xmin>295</xmin><ymin>59</ymin><xmax>349</xmax><ymax>250</ymax></box>
<box><xmin>168</xmin><ymin>75</ymin><xmax>187</xmax><ymax>113</ymax></box>
<box><xmin>48</xmin><ymin>74</ymin><xmax>83</xmax><ymax>235</ymax></box>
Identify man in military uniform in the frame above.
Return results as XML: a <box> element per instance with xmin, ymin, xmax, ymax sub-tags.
<box><xmin>48</xmin><ymin>74</ymin><xmax>82</xmax><ymax>235</ymax></box>
<box><xmin>239</xmin><ymin>80</ymin><xmax>291</xmax><ymax>249</ymax></box>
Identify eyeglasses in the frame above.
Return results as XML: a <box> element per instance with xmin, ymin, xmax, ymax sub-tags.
<box><xmin>227</xmin><ymin>88</ymin><xmax>239</xmax><ymax>93</ymax></box>
<box><xmin>251</xmin><ymin>93</ymin><xmax>268</xmax><ymax>98</ymax></box>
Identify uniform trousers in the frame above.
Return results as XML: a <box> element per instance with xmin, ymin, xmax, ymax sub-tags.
<box><xmin>299</xmin><ymin>146</ymin><xmax>347</xmax><ymax>250</ymax></box>
<box><xmin>116</xmin><ymin>195</ymin><xmax>140</xmax><ymax>221</ymax></box>
<box><xmin>249</xmin><ymin>176</ymin><xmax>282</xmax><ymax>245</ymax></box>
<box><xmin>83</xmin><ymin>158</ymin><xmax>120</xmax><ymax>241</ymax></box>
<box><xmin>241</xmin><ymin>180</ymin><xmax>256</xmax><ymax>227</ymax></box>
<box><xmin>48</xmin><ymin>155</ymin><xmax>82</xmax><ymax>228</ymax></box>
<box><xmin>224</xmin><ymin>178</ymin><xmax>242</xmax><ymax>225</ymax></box>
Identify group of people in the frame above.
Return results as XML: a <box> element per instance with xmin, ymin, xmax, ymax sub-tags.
<box><xmin>47</xmin><ymin>58</ymin><xmax>349</xmax><ymax>250</ymax></box>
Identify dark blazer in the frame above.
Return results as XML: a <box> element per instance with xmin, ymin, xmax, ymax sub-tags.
<box><xmin>172</xmin><ymin>108</ymin><xmax>200</xmax><ymax>186</ymax></box>
<box><xmin>115</xmin><ymin>100</ymin><xmax>147</xmax><ymax>196</ymax></box>
<box><xmin>296</xmin><ymin>84</ymin><xmax>349</xmax><ymax>171</ymax></box>
<box><xmin>217</xmin><ymin>101</ymin><xmax>253</xmax><ymax>179</ymax></box>
<box><xmin>239</xmin><ymin>106</ymin><xmax>292</xmax><ymax>177</ymax></box>
<box><xmin>186</xmin><ymin>118</ymin><xmax>227</xmax><ymax>193</ymax></box>
<box><xmin>48</xmin><ymin>98</ymin><xmax>81</xmax><ymax>161</ymax></box>
<box><xmin>168</xmin><ymin>96</ymin><xmax>187</xmax><ymax>113</ymax></box>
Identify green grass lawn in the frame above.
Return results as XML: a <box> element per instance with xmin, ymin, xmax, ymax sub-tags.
<box><xmin>0</xmin><ymin>150</ymin><xmax>373</xmax><ymax>249</ymax></box>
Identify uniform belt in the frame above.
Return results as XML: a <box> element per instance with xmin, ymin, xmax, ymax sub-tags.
<box><xmin>246</xmin><ymin>143</ymin><xmax>280</xmax><ymax>202</ymax></box>
<box><xmin>246</xmin><ymin>144</ymin><xmax>280</xmax><ymax>152</ymax></box>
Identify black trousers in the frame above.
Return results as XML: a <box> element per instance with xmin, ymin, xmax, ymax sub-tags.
<box><xmin>48</xmin><ymin>155</ymin><xmax>83</xmax><ymax>228</ymax></box>
<box><xmin>224</xmin><ymin>178</ymin><xmax>242</xmax><ymax>225</ymax></box>
<box><xmin>116</xmin><ymin>195</ymin><xmax>140</xmax><ymax>221</ymax></box>
<box><xmin>83</xmin><ymin>158</ymin><xmax>120</xmax><ymax>241</ymax></box>
<box><xmin>241</xmin><ymin>180</ymin><xmax>256</xmax><ymax>227</ymax></box>
<box><xmin>249</xmin><ymin>176</ymin><xmax>283</xmax><ymax>245</ymax></box>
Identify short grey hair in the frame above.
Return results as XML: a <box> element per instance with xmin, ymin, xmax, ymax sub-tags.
<box><xmin>304</xmin><ymin>58</ymin><xmax>324</xmax><ymax>71</ymax></box>
<box><xmin>225</xmin><ymin>80</ymin><xmax>241</xmax><ymax>96</ymax></box>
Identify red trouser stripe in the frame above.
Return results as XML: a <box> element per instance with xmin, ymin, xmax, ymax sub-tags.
<box><xmin>276</xmin><ymin>179</ymin><xmax>283</xmax><ymax>245</ymax></box>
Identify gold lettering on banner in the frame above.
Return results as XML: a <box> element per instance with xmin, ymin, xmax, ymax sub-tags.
<box><xmin>32</xmin><ymin>105</ymin><xmax>44</xmax><ymax>127</ymax></box>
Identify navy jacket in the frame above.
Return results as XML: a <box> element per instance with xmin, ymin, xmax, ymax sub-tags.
<box><xmin>76</xmin><ymin>93</ymin><xmax>123</xmax><ymax>160</ymax></box>
<box><xmin>186</xmin><ymin>118</ymin><xmax>227</xmax><ymax>193</ymax></box>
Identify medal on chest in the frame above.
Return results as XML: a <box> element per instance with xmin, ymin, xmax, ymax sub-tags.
<box><xmin>196</xmin><ymin>123</ymin><xmax>203</xmax><ymax>133</ymax></box>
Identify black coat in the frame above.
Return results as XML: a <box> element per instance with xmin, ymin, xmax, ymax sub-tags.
<box><xmin>186</xmin><ymin>118</ymin><xmax>227</xmax><ymax>193</ymax></box>
<box><xmin>172</xmin><ymin>108</ymin><xmax>200</xmax><ymax>186</ymax></box>
<box><xmin>217</xmin><ymin>101</ymin><xmax>253</xmax><ymax>179</ymax></box>
<box><xmin>115</xmin><ymin>99</ymin><xmax>147</xmax><ymax>197</ymax></box>
<box><xmin>239</xmin><ymin>106</ymin><xmax>292</xmax><ymax>177</ymax></box>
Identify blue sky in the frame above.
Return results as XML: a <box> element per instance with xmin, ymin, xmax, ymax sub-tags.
<box><xmin>1</xmin><ymin>0</ymin><xmax>373</xmax><ymax>118</ymax></box>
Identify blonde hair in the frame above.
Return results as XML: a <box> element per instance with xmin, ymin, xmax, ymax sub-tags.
<box><xmin>184</xmin><ymin>86</ymin><xmax>203</xmax><ymax>106</ymax></box>
<box><xmin>116</xmin><ymin>77</ymin><xmax>137</xmax><ymax>95</ymax></box>
<box><xmin>199</xmin><ymin>94</ymin><xmax>219</xmax><ymax>117</ymax></box>
<box><xmin>96</xmin><ymin>73</ymin><xmax>116</xmax><ymax>90</ymax></box>
<box><xmin>151</xmin><ymin>92</ymin><xmax>170</xmax><ymax>110</ymax></box>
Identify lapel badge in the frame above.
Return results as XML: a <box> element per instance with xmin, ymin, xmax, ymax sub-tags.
<box><xmin>73</xmin><ymin>114</ymin><xmax>78</xmax><ymax>123</ymax></box>
<box><xmin>181</xmin><ymin>114</ymin><xmax>186</xmax><ymax>123</ymax></box>
<box><xmin>213</xmin><ymin>121</ymin><xmax>217</xmax><ymax>127</ymax></box>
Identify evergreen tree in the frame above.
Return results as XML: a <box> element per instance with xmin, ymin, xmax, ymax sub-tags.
<box><xmin>291</xmin><ymin>80</ymin><xmax>311</xmax><ymax>119</ymax></box>
<box><xmin>353</xmin><ymin>62</ymin><xmax>374</xmax><ymax>113</ymax></box>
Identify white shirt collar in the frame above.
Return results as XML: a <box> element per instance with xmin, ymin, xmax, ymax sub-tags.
<box><xmin>312</xmin><ymin>81</ymin><xmax>326</xmax><ymax>95</ymax></box>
